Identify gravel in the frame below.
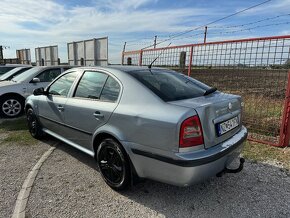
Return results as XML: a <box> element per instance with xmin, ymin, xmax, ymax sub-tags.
<box><xmin>26</xmin><ymin>142</ymin><xmax>290</xmax><ymax>218</ymax></box>
<box><xmin>0</xmin><ymin>134</ymin><xmax>54</xmax><ymax>218</ymax></box>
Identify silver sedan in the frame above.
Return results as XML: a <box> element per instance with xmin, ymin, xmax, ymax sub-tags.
<box><xmin>25</xmin><ymin>66</ymin><xmax>247</xmax><ymax>190</ymax></box>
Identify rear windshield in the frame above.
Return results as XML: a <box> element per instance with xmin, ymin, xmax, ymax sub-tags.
<box><xmin>128</xmin><ymin>69</ymin><xmax>210</xmax><ymax>102</ymax></box>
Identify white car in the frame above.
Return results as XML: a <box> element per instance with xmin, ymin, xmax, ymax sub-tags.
<box><xmin>0</xmin><ymin>64</ymin><xmax>31</xmax><ymax>76</ymax></box>
<box><xmin>0</xmin><ymin>66</ymin><xmax>71</xmax><ymax>118</ymax></box>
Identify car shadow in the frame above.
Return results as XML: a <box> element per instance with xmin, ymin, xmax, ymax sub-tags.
<box><xmin>52</xmin><ymin>140</ymin><xmax>290</xmax><ymax>217</ymax></box>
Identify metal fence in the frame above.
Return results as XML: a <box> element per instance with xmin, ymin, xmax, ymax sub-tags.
<box><xmin>122</xmin><ymin>35</ymin><xmax>290</xmax><ymax>147</ymax></box>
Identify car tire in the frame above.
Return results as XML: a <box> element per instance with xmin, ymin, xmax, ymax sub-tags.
<box><xmin>26</xmin><ymin>108</ymin><xmax>44</xmax><ymax>139</ymax></box>
<box><xmin>0</xmin><ymin>95</ymin><xmax>24</xmax><ymax>118</ymax></box>
<box><xmin>97</xmin><ymin>138</ymin><xmax>131</xmax><ymax>190</ymax></box>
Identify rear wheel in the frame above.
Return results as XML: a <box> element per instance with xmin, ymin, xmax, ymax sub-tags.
<box><xmin>0</xmin><ymin>95</ymin><xmax>24</xmax><ymax>118</ymax></box>
<box><xmin>26</xmin><ymin>108</ymin><xmax>44</xmax><ymax>139</ymax></box>
<box><xmin>97</xmin><ymin>138</ymin><xmax>131</xmax><ymax>190</ymax></box>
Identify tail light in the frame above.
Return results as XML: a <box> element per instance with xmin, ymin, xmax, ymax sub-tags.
<box><xmin>179</xmin><ymin>115</ymin><xmax>204</xmax><ymax>148</ymax></box>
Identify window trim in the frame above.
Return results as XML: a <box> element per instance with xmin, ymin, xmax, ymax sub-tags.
<box><xmin>72</xmin><ymin>70</ymin><xmax>121</xmax><ymax>103</ymax></box>
<box><xmin>46</xmin><ymin>71</ymin><xmax>78</xmax><ymax>97</ymax></box>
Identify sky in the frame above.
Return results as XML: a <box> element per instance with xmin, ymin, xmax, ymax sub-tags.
<box><xmin>0</xmin><ymin>0</ymin><xmax>290</xmax><ymax>64</ymax></box>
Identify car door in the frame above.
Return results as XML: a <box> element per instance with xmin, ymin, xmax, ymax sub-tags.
<box><xmin>25</xmin><ymin>68</ymin><xmax>62</xmax><ymax>97</ymax></box>
<box><xmin>64</xmin><ymin>70</ymin><xmax>121</xmax><ymax>150</ymax></box>
<box><xmin>37</xmin><ymin>71</ymin><xmax>79</xmax><ymax>136</ymax></box>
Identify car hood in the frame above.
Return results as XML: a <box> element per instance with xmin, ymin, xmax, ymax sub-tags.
<box><xmin>0</xmin><ymin>80</ymin><xmax>18</xmax><ymax>87</ymax></box>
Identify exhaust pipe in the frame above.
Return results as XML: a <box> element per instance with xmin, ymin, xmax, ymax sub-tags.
<box><xmin>216</xmin><ymin>158</ymin><xmax>245</xmax><ymax>177</ymax></box>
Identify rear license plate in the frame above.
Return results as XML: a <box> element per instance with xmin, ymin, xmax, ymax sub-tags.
<box><xmin>217</xmin><ymin>116</ymin><xmax>239</xmax><ymax>136</ymax></box>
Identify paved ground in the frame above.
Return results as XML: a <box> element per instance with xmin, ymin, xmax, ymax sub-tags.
<box><xmin>28</xmin><ymin>142</ymin><xmax>290</xmax><ymax>218</ymax></box>
<box><xmin>1</xmin><ymin>138</ymin><xmax>290</xmax><ymax>218</ymax></box>
<box><xmin>0</xmin><ymin>136</ymin><xmax>54</xmax><ymax>218</ymax></box>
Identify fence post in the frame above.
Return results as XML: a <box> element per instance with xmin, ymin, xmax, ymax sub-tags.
<box><xmin>139</xmin><ymin>50</ymin><xmax>143</xmax><ymax>66</ymax></box>
<box><xmin>279</xmin><ymin>71</ymin><xmax>290</xmax><ymax>147</ymax></box>
<box><xmin>187</xmin><ymin>46</ymin><xmax>193</xmax><ymax>76</ymax></box>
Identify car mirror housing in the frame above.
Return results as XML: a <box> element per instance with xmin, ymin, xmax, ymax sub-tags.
<box><xmin>33</xmin><ymin>87</ymin><xmax>46</xmax><ymax>96</ymax></box>
<box><xmin>31</xmin><ymin>77</ymin><xmax>40</xmax><ymax>83</ymax></box>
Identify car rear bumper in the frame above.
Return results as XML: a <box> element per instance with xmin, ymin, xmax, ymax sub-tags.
<box><xmin>127</xmin><ymin>126</ymin><xmax>247</xmax><ymax>186</ymax></box>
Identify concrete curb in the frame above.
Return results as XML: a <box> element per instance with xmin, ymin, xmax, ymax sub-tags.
<box><xmin>11</xmin><ymin>145</ymin><xmax>57</xmax><ymax>218</ymax></box>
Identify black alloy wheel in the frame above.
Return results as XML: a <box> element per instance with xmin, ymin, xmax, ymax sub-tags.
<box><xmin>97</xmin><ymin>138</ymin><xmax>130</xmax><ymax>190</ymax></box>
<box><xmin>26</xmin><ymin>108</ymin><xmax>44</xmax><ymax>139</ymax></box>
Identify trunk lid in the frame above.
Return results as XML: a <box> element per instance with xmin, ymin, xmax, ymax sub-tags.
<box><xmin>169</xmin><ymin>92</ymin><xmax>242</xmax><ymax>149</ymax></box>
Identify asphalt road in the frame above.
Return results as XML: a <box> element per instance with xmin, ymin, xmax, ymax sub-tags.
<box><xmin>1</xmin><ymin>138</ymin><xmax>290</xmax><ymax>218</ymax></box>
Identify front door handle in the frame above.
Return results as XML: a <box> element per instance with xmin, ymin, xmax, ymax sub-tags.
<box><xmin>93</xmin><ymin>111</ymin><xmax>104</xmax><ymax>118</ymax></box>
<box><xmin>57</xmin><ymin>105</ymin><xmax>64</xmax><ymax>112</ymax></box>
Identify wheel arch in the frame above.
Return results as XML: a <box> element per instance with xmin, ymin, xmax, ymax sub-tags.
<box><xmin>0</xmin><ymin>92</ymin><xmax>26</xmax><ymax>117</ymax></box>
<box><xmin>92</xmin><ymin>131</ymin><xmax>124</xmax><ymax>158</ymax></box>
<box><xmin>92</xmin><ymin>131</ymin><xmax>138</xmax><ymax>178</ymax></box>
<box><xmin>0</xmin><ymin>92</ymin><xmax>25</xmax><ymax>102</ymax></box>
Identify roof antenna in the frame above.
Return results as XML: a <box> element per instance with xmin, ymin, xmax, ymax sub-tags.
<box><xmin>148</xmin><ymin>43</ymin><xmax>171</xmax><ymax>70</ymax></box>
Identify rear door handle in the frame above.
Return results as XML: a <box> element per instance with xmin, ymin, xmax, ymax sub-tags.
<box><xmin>93</xmin><ymin>111</ymin><xmax>104</xmax><ymax>118</ymax></box>
<box><xmin>57</xmin><ymin>105</ymin><xmax>64</xmax><ymax>112</ymax></box>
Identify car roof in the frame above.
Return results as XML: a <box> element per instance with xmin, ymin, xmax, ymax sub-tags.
<box><xmin>33</xmin><ymin>65</ymin><xmax>71</xmax><ymax>69</ymax></box>
<box><xmin>75</xmin><ymin>65</ymin><xmax>166</xmax><ymax>73</ymax></box>
<box><xmin>0</xmin><ymin>64</ymin><xmax>31</xmax><ymax>67</ymax></box>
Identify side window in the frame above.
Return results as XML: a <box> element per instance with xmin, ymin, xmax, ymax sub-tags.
<box><xmin>100</xmin><ymin>77</ymin><xmax>120</xmax><ymax>102</ymax></box>
<box><xmin>36</xmin><ymin>69</ymin><xmax>62</xmax><ymax>82</ymax></box>
<box><xmin>48</xmin><ymin>72</ymin><xmax>78</xmax><ymax>96</ymax></box>
<box><xmin>74</xmin><ymin>71</ymin><xmax>108</xmax><ymax>99</ymax></box>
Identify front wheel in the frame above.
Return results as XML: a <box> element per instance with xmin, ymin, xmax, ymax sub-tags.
<box><xmin>97</xmin><ymin>138</ymin><xmax>131</xmax><ymax>190</ymax></box>
<box><xmin>0</xmin><ymin>95</ymin><xmax>24</xmax><ymax>118</ymax></box>
<box><xmin>26</xmin><ymin>108</ymin><xmax>44</xmax><ymax>139</ymax></box>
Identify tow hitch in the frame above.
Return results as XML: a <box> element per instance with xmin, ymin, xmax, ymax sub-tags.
<box><xmin>216</xmin><ymin>158</ymin><xmax>245</xmax><ymax>177</ymax></box>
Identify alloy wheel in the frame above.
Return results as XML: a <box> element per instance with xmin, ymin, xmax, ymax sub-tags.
<box><xmin>2</xmin><ymin>99</ymin><xmax>21</xmax><ymax>117</ymax></box>
<box><xmin>27</xmin><ymin>110</ymin><xmax>37</xmax><ymax>136</ymax></box>
<box><xmin>98</xmin><ymin>145</ymin><xmax>125</xmax><ymax>186</ymax></box>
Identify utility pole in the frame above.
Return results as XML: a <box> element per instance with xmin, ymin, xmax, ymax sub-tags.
<box><xmin>204</xmin><ymin>26</ymin><xmax>208</xmax><ymax>44</ymax></box>
<box><xmin>0</xmin><ymin>46</ymin><xmax>3</xmax><ymax>60</ymax></box>
<box><xmin>123</xmin><ymin>42</ymin><xmax>127</xmax><ymax>53</ymax></box>
<box><xmin>154</xmin><ymin>35</ymin><xmax>157</xmax><ymax>49</ymax></box>
<box><xmin>122</xmin><ymin>42</ymin><xmax>127</xmax><ymax>65</ymax></box>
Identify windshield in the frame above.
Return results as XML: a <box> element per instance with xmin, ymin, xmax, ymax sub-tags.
<box><xmin>0</xmin><ymin>67</ymin><xmax>31</xmax><ymax>80</ymax></box>
<box><xmin>128</xmin><ymin>69</ymin><xmax>211</xmax><ymax>102</ymax></box>
<box><xmin>12</xmin><ymin>67</ymin><xmax>42</xmax><ymax>83</ymax></box>
<box><xmin>0</xmin><ymin>67</ymin><xmax>16</xmax><ymax>75</ymax></box>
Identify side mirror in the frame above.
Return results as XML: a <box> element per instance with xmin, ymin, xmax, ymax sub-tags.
<box><xmin>31</xmin><ymin>77</ymin><xmax>40</xmax><ymax>83</ymax></box>
<box><xmin>33</xmin><ymin>87</ymin><xmax>46</xmax><ymax>96</ymax></box>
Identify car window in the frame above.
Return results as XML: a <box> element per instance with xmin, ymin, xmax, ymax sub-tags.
<box><xmin>63</xmin><ymin>67</ymin><xmax>71</xmax><ymax>71</ymax></box>
<box><xmin>35</xmin><ymin>68</ymin><xmax>62</xmax><ymax>82</ymax></box>
<box><xmin>0</xmin><ymin>67</ymin><xmax>16</xmax><ymax>75</ymax></box>
<box><xmin>74</xmin><ymin>71</ymin><xmax>108</xmax><ymax>99</ymax></box>
<box><xmin>0</xmin><ymin>67</ymin><xmax>29</xmax><ymax>80</ymax></box>
<box><xmin>128</xmin><ymin>69</ymin><xmax>209</xmax><ymax>102</ymax></box>
<box><xmin>48</xmin><ymin>71</ymin><xmax>78</xmax><ymax>96</ymax></box>
<box><xmin>100</xmin><ymin>76</ymin><xmax>120</xmax><ymax>102</ymax></box>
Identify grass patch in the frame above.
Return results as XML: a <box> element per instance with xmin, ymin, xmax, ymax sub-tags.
<box><xmin>0</xmin><ymin>117</ymin><xmax>37</xmax><ymax>145</ymax></box>
<box><xmin>242</xmin><ymin>141</ymin><xmax>290</xmax><ymax>170</ymax></box>
<box><xmin>3</xmin><ymin>130</ymin><xmax>37</xmax><ymax>145</ymax></box>
<box><xmin>0</xmin><ymin>117</ymin><xmax>28</xmax><ymax>131</ymax></box>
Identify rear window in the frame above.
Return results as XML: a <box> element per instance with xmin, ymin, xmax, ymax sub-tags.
<box><xmin>128</xmin><ymin>69</ymin><xmax>210</xmax><ymax>102</ymax></box>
